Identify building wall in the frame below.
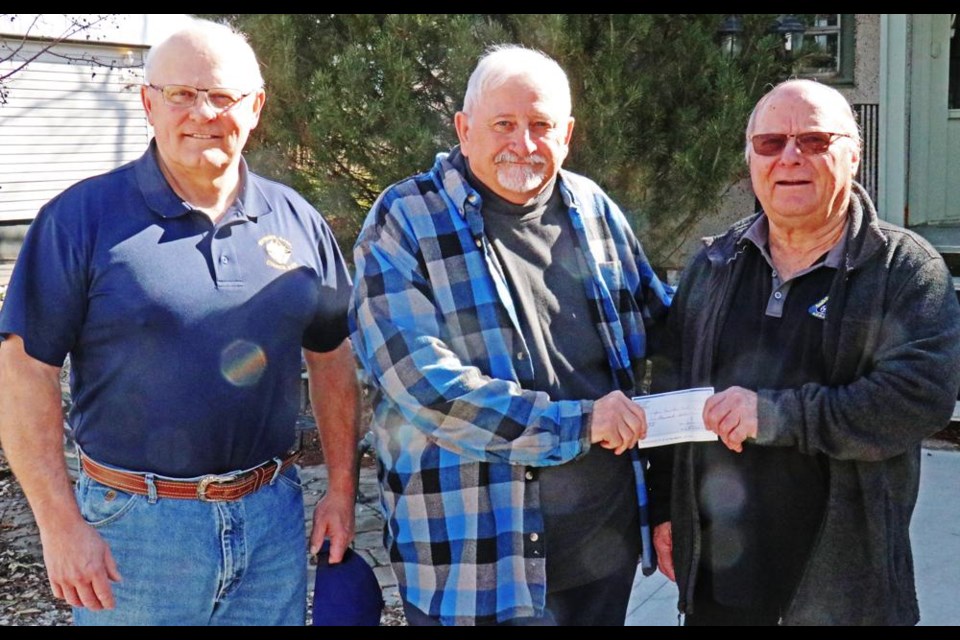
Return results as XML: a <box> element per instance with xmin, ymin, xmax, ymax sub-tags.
<box><xmin>0</xmin><ymin>40</ymin><xmax>149</xmax><ymax>224</ymax></box>
<box><xmin>0</xmin><ymin>14</ymin><xmax>191</xmax><ymax>48</ymax></box>
<box><xmin>845</xmin><ymin>14</ymin><xmax>881</xmax><ymax>104</ymax></box>
<box><xmin>657</xmin><ymin>179</ymin><xmax>756</xmax><ymax>284</ymax></box>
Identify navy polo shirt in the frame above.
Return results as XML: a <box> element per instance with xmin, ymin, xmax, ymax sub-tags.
<box><xmin>0</xmin><ymin>142</ymin><xmax>352</xmax><ymax>477</ymax></box>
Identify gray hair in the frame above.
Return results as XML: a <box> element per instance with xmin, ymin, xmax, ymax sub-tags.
<box><xmin>462</xmin><ymin>44</ymin><xmax>571</xmax><ymax>119</ymax></box>
<box><xmin>144</xmin><ymin>17</ymin><xmax>263</xmax><ymax>89</ymax></box>
<box><xmin>744</xmin><ymin>78</ymin><xmax>861</xmax><ymax>163</ymax></box>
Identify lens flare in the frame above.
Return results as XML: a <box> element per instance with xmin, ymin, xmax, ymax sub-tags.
<box><xmin>220</xmin><ymin>340</ymin><xmax>267</xmax><ymax>387</ymax></box>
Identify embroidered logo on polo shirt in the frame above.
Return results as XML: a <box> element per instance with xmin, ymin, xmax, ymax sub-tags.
<box><xmin>258</xmin><ymin>235</ymin><xmax>298</xmax><ymax>271</ymax></box>
<box><xmin>808</xmin><ymin>295</ymin><xmax>828</xmax><ymax>320</ymax></box>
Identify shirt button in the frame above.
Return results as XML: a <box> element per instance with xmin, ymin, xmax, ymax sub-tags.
<box><xmin>467</xmin><ymin>194</ymin><xmax>479</xmax><ymax>204</ymax></box>
<box><xmin>517</xmin><ymin>352</ymin><xmax>525</xmax><ymax>360</ymax></box>
<box><xmin>529</xmin><ymin>533</ymin><xmax>539</xmax><ymax>542</ymax></box>
<box><xmin>774</xmin><ymin>291</ymin><xmax>783</xmax><ymax>300</ymax></box>
<box><xmin>220</xmin><ymin>256</ymin><xmax>229</xmax><ymax>264</ymax></box>
<box><xmin>525</xmin><ymin>470</ymin><xmax>534</xmax><ymax>480</ymax></box>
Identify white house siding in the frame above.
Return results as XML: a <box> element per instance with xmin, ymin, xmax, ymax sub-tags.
<box><xmin>0</xmin><ymin>39</ymin><xmax>149</xmax><ymax>222</ymax></box>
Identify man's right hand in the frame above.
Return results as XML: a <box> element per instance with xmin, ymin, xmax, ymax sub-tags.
<box><xmin>653</xmin><ymin>521</ymin><xmax>675</xmax><ymax>582</ymax></box>
<box><xmin>40</xmin><ymin>520</ymin><xmax>121</xmax><ymax>610</ymax></box>
<box><xmin>590</xmin><ymin>390</ymin><xmax>648</xmax><ymax>455</ymax></box>
<box><xmin>0</xmin><ymin>334</ymin><xmax>121</xmax><ymax>610</ymax></box>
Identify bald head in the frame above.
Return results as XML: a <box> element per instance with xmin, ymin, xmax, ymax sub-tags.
<box><xmin>745</xmin><ymin>78</ymin><xmax>862</xmax><ymax>234</ymax></box>
<box><xmin>144</xmin><ymin>18</ymin><xmax>263</xmax><ymax>90</ymax></box>
<box><xmin>462</xmin><ymin>45</ymin><xmax>571</xmax><ymax>120</ymax></box>
<box><xmin>140</xmin><ymin>17</ymin><xmax>267</xmax><ymax>197</ymax></box>
<box><xmin>745</xmin><ymin>79</ymin><xmax>860</xmax><ymax>162</ymax></box>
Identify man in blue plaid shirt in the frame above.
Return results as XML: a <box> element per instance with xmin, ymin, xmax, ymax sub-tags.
<box><xmin>350</xmin><ymin>45</ymin><xmax>673</xmax><ymax>626</ymax></box>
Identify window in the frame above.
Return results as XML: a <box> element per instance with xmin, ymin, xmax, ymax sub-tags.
<box><xmin>794</xmin><ymin>14</ymin><xmax>855</xmax><ymax>84</ymax></box>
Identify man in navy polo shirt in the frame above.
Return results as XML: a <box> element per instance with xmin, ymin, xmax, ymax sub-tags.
<box><xmin>0</xmin><ymin>18</ymin><xmax>359</xmax><ymax>625</ymax></box>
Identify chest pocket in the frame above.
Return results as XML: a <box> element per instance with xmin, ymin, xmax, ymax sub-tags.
<box><xmin>596</xmin><ymin>260</ymin><xmax>625</xmax><ymax>296</ymax></box>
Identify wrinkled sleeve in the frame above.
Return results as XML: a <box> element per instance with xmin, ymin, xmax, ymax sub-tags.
<box><xmin>303</xmin><ymin>212</ymin><xmax>353</xmax><ymax>353</ymax></box>
<box><xmin>348</xmin><ymin>192</ymin><xmax>590</xmax><ymax>467</ymax></box>
<box><xmin>757</xmin><ymin>251</ymin><xmax>960</xmax><ymax>461</ymax></box>
<box><xmin>0</xmin><ymin>204</ymin><xmax>86</xmax><ymax>366</ymax></box>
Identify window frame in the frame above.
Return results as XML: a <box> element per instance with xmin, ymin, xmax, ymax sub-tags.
<box><xmin>794</xmin><ymin>14</ymin><xmax>856</xmax><ymax>85</ymax></box>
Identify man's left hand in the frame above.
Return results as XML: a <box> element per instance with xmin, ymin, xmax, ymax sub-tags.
<box><xmin>309</xmin><ymin>490</ymin><xmax>356</xmax><ymax>563</ymax></box>
<box><xmin>702</xmin><ymin>386</ymin><xmax>758</xmax><ymax>453</ymax></box>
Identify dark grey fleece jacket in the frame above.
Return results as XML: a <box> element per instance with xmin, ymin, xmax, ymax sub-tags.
<box><xmin>648</xmin><ymin>183</ymin><xmax>960</xmax><ymax>625</ymax></box>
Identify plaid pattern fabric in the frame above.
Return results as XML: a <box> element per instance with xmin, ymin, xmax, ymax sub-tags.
<box><xmin>349</xmin><ymin>148</ymin><xmax>672</xmax><ymax>624</ymax></box>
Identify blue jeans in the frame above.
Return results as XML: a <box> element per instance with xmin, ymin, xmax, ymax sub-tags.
<box><xmin>72</xmin><ymin>465</ymin><xmax>307</xmax><ymax>625</ymax></box>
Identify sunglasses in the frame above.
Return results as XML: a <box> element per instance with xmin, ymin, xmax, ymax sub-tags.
<box><xmin>751</xmin><ymin>132</ymin><xmax>854</xmax><ymax>157</ymax></box>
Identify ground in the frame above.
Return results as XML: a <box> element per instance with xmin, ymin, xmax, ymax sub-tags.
<box><xmin>0</xmin><ymin>453</ymin><xmax>72</xmax><ymax>625</ymax></box>
<box><xmin>933</xmin><ymin>423</ymin><xmax>960</xmax><ymax>447</ymax></box>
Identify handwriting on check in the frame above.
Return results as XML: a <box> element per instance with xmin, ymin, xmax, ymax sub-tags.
<box><xmin>631</xmin><ymin>387</ymin><xmax>718</xmax><ymax>449</ymax></box>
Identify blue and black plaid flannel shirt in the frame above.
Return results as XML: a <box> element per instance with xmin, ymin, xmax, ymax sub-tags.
<box><xmin>349</xmin><ymin>148</ymin><xmax>673</xmax><ymax>625</ymax></box>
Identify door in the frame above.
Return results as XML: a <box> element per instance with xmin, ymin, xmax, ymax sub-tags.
<box><xmin>908</xmin><ymin>14</ymin><xmax>960</xmax><ymax>236</ymax></box>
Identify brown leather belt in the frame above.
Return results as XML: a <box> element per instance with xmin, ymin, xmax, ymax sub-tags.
<box><xmin>80</xmin><ymin>451</ymin><xmax>301</xmax><ymax>502</ymax></box>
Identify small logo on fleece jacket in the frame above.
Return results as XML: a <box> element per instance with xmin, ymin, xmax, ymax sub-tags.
<box><xmin>808</xmin><ymin>295</ymin><xmax>828</xmax><ymax>320</ymax></box>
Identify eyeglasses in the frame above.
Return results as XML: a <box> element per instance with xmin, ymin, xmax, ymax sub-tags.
<box><xmin>751</xmin><ymin>132</ymin><xmax>854</xmax><ymax>157</ymax></box>
<box><xmin>146</xmin><ymin>84</ymin><xmax>258</xmax><ymax>111</ymax></box>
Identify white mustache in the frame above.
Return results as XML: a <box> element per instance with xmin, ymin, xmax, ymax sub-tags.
<box><xmin>494</xmin><ymin>151</ymin><xmax>547</xmax><ymax>166</ymax></box>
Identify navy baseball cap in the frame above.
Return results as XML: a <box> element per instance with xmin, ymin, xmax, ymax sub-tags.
<box><xmin>312</xmin><ymin>542</ymin><xmax>384</xmax><ymax>626</ymax></box>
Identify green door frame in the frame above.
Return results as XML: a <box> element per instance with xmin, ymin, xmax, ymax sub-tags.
<box><xmin>879</xmin><ymin>14</ymin><xmax>908</xmax><ymax>228</ymax></box>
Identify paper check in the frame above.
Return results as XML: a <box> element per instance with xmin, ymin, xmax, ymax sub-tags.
<box><xmin>631</xmin><ymin>387</ymin><xmax>717</xmax><ymax>449</ymax></box>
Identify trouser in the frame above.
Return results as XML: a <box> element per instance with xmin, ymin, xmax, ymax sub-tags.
<box><xmin>71</xmin><ymin>465</ymin><xmax>308</xmax><ymax>625</ymax></box>
<box><xmin>684</xmin><ymin>585</ymin><xmax>781</xmax><ymax>626</ymax></box>
<box><xmin>402</xmin><ymin>562</ymin><xmax>638</xmax><ymax>626</ymax></box>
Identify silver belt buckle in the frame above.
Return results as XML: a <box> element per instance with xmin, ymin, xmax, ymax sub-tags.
<box><xmin>196</xmin><ymin>474</ymin><xmax>237</xmax><ymax>501</ymax></box>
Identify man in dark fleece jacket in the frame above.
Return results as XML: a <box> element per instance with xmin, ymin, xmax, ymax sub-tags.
<box><xmin>648</xmin><ymin>79</ymin><xmax>960</xmax><ymax>625</ymax></box>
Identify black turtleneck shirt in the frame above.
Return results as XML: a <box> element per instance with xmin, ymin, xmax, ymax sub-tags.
<box><xmin>466</xmin><ymin>164</ymin><xmax>640</xmax><ymax>591</ymax></box>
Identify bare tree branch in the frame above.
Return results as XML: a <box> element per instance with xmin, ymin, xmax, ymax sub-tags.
<box><xmin>1</xmin><ymin>15</ymin><xmax>125</xmax><ymax>104</ymax></box>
